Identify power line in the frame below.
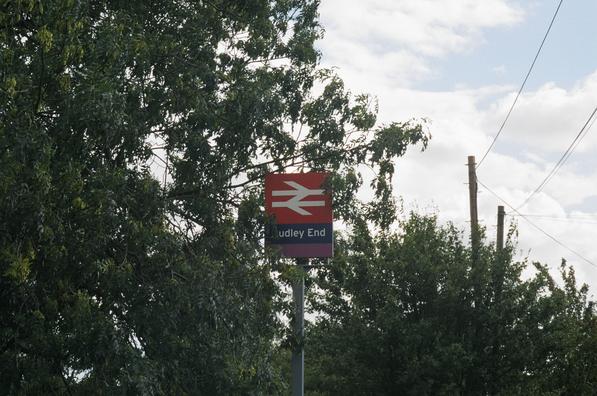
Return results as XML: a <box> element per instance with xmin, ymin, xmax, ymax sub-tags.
<box><xmin>526</xmin><ymin>213</ymin><xmax>597</xmax><ymax>221</ymax></box>
<box><xmin>516</xmin><ymin>105</ymin><xmax>597</xmax><ymax>209</ymax></box>
<box><xmin>477</xmin><ymin>0</ymin><xmax>564</xmax><ymax>169</ymax></box>
<box><xmin>508</xmin><ymin>214</ymin><xmax>597</xmax><ymax>225</ymax></box>
<box><xmin>515</xmin><ymin>213</ymin><xmax>597</xmax><ymax>219</ymax></box>
<box><xmin>477</xmin><ymin>178</ymin><xmax>596</xmax><ymax>268</ymax></box>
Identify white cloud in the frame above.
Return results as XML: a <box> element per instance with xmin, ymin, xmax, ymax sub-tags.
<box><xmin>318</xmin><ymin>40</ymin><xmax>432</xmax><ymax>91</ymax></box>
<box><xmin>318</xmin><ymin>0</ymin><xmax>524</xmax><ymax>85</ymax></box>
<box><xmin>482</xmin><ymin>71</ymin><xmax>597</xmax><ymax>154</ymax></box>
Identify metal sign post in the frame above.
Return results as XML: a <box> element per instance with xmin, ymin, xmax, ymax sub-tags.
<box><xmin>264</xmin><ymin>172</ymin><xmax>333</xmax><ymax>396</ymax></box>
<box><xmin>292</xmin><ymin>258</ymin><xmax>306</xmax><ymax>396</ymax></box>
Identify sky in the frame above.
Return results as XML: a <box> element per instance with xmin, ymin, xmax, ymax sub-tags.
<box><xmin>316</xmin><ymin>0</ymin><xmax>597</xmax><ymax>291</ymax></box>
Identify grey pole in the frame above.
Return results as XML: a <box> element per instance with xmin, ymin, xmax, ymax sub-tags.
<box><xmin>292</xmin><ymin>258</ymin><xmax>306</xmax><ymax>396</ymax></box>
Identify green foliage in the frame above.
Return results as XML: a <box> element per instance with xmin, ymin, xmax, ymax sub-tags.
<box><xmin>0</xmin><ymin>0</ymin><xmax>428</xmax><ymax>394</ymax></box>
<box><xmin>306</xmin><ymin>214</ymin><xmax>597</xmax><ymax>395</ymax></box>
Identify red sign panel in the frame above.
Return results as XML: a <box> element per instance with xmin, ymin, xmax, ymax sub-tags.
<box><xmin>265</xmin><ymin>172</ymin><xmax>333</xmax><ymax>258</ymax></box>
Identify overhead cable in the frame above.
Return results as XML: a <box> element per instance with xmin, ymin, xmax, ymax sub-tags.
<box><xmin>515</xmin><ymin>213</ymin><xmax>597</xmax><ymax>219</ymax></box>
<box><xmin>516</xmin><ymin>105</ymin><xmax>597</xmax><ymax>209</ymax></box>
<box><xmin>477</xmin><ymin>0</ymin><xmax>565</xmax><ymax>169</ymax></box>
<box><xmin>477</xmin><ymin>178</ymin><xmax>596</xmax><ymax>268</ymax></box>
<box><xmin>508</xmin><ymin>214</ymin><xmax>597</xmax><ymax>225</ymax></box>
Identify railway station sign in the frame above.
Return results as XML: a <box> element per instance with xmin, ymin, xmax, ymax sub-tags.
<box><xmin>265</xmin><ymin>172</ymin><xmax>333</xmax><ymax>258</ymax></box>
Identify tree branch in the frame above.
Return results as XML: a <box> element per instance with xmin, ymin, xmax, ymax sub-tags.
<box><xmin>167</xmin><ymin>141</ymin><xmax>373</xmax><ymax>199</ymax></box>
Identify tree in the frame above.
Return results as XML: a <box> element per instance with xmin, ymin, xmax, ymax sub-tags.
<box><xmin>0</xmin><ymin>1</ymin><xmax>427</xmax><ymax>393</ymax></box>
<box><xmin>306</xmin><ymin>214</ymin><xmax>597</xmax><ymax>395</ymax></box>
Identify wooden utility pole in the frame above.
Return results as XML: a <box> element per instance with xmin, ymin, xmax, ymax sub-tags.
<box><xmin>496</xmin><ymin>205</ymin><xmax>505</xmax><ymax>251</ymax></box>
<box><xmin>467</xmin><ymin>156</ymin><xmax>479</xmax><ymax>262</ymax></box>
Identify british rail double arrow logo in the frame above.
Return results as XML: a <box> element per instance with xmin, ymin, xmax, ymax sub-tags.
<box><xmin>271</xmin><ymin>181</ymin><xmax>325</xmax><ymax>216</ymax></box>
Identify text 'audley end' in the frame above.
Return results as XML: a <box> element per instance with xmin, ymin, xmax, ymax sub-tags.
<box><xmin>277</xmin><ymin>227</ymin><xmax>327</xmax><ymax>239</ymax></box>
